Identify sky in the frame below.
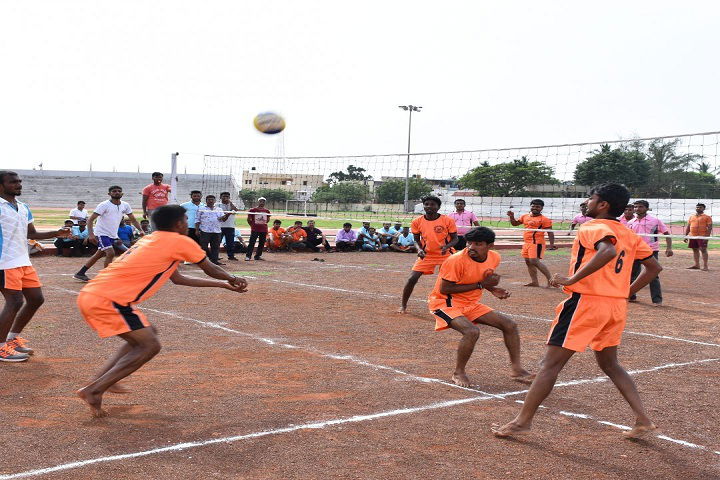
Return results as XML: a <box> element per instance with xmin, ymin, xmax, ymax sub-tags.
<box><xmin>2</xmin><ymin>0</ymin><xmax>719</xmax><ymax>175</ymax></box>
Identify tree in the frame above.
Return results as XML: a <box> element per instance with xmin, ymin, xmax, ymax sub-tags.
<box><xmin>644</xmin><ymin>138</ymin><xmax>702</xmax><ymax>196</ymax></box>
<box><xmin>327</xmin><ymin>165</ymin><xmax>373</xmax><ymax>184</ymax></box>
<box><xmin>459</xmin><ymin>156</ymin><xmax>558</xmax><ymax>197</ymax></box>
<box><xmin>375</xmin><ymin>178</ymin><xmax>433</xmax><ymax>204</ymax></box>
<box><xmin>671</xmin><ymin>171</ymin><xmax>719</xmax><ymax>198</ymax></box>
<box><xmin>311</xmin><ymin>182</ymin><xmax>371</xmax><ymax>203</ymax></box>
<box><xmin>574</xmin><ymin>144</ymin><xmax>650</xmax><ymax>190</ymax></box>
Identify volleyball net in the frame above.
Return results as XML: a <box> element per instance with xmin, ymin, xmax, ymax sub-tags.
<box><xmin>197</xmin><ymin>130</ymin><xmax>720</xmax><ymax>241</ymax></box>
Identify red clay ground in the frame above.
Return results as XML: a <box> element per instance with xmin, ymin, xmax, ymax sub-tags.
<box><xmin>1</xmin><ymin>248</ymin><xmax>719</xmax><ymax>479</ymax></box>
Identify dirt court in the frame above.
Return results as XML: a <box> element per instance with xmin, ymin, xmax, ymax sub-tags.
<box><xmin>2</xmin><ymin>248</ymin><xmax>719</xmax><ymax>479</ymax></box>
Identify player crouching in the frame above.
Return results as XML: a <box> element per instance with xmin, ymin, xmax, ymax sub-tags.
<box><xmin>76</xmin><ymin>205</ymin><xmax>248</xmax><ymax>418</ymax></box>
<box><xmin>428</xmin><ymin>227</ymin><xmax>534</xmax><ymax>387</ymax></box>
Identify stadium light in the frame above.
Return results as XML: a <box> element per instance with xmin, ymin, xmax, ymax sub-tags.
<box><xmin>398</xmin><ymin>105</ymin><xmax>422</xmax><ymax>213</ymax></box>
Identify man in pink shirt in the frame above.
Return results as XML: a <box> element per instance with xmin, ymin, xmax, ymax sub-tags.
<box><xmin>627</xmin><ymin>200</ymin><xmax>673</xmax><ymax>306</ymax></box>
<box><xmin>142</xmin><ymin>172</ymin><xmax>171</xmax><ymax>223</ymax></box>
<box><xmin>569</xmin><ymin>202</ymin><xmax>592</xmax><ymax>232</ymax></box>
<box><xmin>448</xmin><ymin>199</ymin><xmax>479</xmax><ymax>250</ymax></box>
<box><xmin>619</xmin><ymin>204</ymin><xmax>635</xmax><ymax>226</ymax></box>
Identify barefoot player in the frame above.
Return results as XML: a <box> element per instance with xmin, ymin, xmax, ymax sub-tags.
<box><xmin>76</xmin><ymin>205</ymin><xmax>248</xmax><ymax>417</ymax></box>
<box><xmin>507</xmin><ymin>199</ymin><xmax>556</xmax><ymax>287</ymax></box>
<box><xmin>493</xmin><ymin>183</ymin><xmax>662</xmax><ymax>439</ymax></box>
<box><xmin>428</xmin><ymin>227</ymin><xmax>534</xmax><ymax>387</ymax></box>
<box><xmin>399</xmin><ymin>196</ymin><xmax>458</xmax><ymax>313</ymax></box>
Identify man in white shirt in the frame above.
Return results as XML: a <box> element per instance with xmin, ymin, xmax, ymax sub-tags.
<box><xmin>0</xmin><ymin>171</ymin><xmax>71</xmax><ymax>362</ymax></box>
<box><xmin>73</xmin><ymin>186</ymin><xmax>144</xmax><ymax>282</ymax></box>
<box><xmin>69</xmin><ymin>201</ymin><xmax>88</xmax><ymax>224</ymax></box>
<box><xmin>196</xmin><ymin>194</ymin><xmax>231</xmax><ymax>265</ymax></box>
<box><xmin>218</xmin><ymin>191</ymin><xmax>239</xmax><ymax>261</ymax></box>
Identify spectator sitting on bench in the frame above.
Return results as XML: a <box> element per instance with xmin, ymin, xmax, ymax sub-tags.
<box><xmin>266</xmin><ymin>219</ymin><xmax>286</xmax><ymax>252</ymax></box>
<box><xmin>336</xmin><ymin>222</ymin><xmax>358</xmax><ymax>251</ymax></box>
<box><xmin>55</xmin><ymin>220</ymin><xmax>78</xmax><ymax>256</ymax></box>
<box><xmin>303</xmin><ymin>220</ymin><xmax>332</xmax><ymax>252</ymax></box>
<box><xmin>284</xmin><ymin>220</ymin><xmax>307</xmax><ymax>252</ymax></box>
<box><xmin>389</xmin><ymin>226</ymin><xmax>417</xmax><ymax>253</ymax></box>
<box><xmin>361</xmin><ymin>227</ymin><xmax>382</xmax><ymax>252</ymax></box>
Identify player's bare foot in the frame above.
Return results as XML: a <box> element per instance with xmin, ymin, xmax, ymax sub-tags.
<box><xmin>702</xmin><ymin>267</ymin><xmax>709</xmax><ymax>271</ymax></box>
<box><xmin>107</xmin><ymin>382</ymin><xmax>130</xmax><ymax>394</ymax></box>
<box><xmin>491</xmin><ymin>421</ymin><xmax>530</xmax><ymax>437</ymax></box>
<box><xmin>77</xmin><ymin>388</ymin><xmax>108</xmax><ymax>418</ymax></box>
<box><xmin>523</xmin><ymin>282</ymin><xmax>540</xmax><ymax>287</ymax></box>
<box><xmin>623</xmin><ymin>422</ymin><xmax>657</xmax><ymax>439</ymax></box>
<box><xmin>510</xmin><ymin>369</ymin><xmax>536</xmax><ymax>384</ymax></box>
<box><xmin>398</xmin><ymin>306</ymin><xmax>408</xmax><ymax>314</ymax></box>
<box><xmin>452</xmin><ymin>372</ymin><xmax>472</xmax><ymax>388</ymax></box>
<box><xmin>686</xmin><ymin>265</ymin><xmax>700</xmax><ymax>270</ymax></box>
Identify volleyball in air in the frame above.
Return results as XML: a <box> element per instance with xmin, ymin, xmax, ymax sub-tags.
<box><xmin>253</xmin><ymin>112</ymin><xmax>286</xmax><ymax>134</ymax></box>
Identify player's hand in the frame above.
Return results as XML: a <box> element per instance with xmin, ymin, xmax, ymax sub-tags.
<box><xmin>440</xmin><ymin>245</ymin><xmax>450</xmax><ymax>255</ymax></box>
<box><xmin>489</xmin><ymin>287</ymin><xmax>511</xmax><ymax>299</ymax></box>
<box><xmin>226</xmin><ymin>276</ymin><xmax>248</xmax><ymax>292</ymax></box>
<box><xmin>550</xmin><ymin>273</ymin><xmax>572</xmax><ymax>287</ymax></box>
<box><xmin>417</xmin><ymin>249</ymin><xmax>426</xmax><ymax>259</ymax></box>
<box><xmin>665</xmin><ymin>248</ymin><xmax>673</xmax><ymax>257</ymax></box>
<box><xmin>56</xmin><ymin>227</ymin><xmax>72</xmax><ymax>238</ymax></box>
<box><xmin>480</xmin><ymin>272</ymin><xmax>501</xmax><ymax>289</ymax></box>
<box><xmin>547</xmin><ymin>245</ymin><xmax>558</xmax><ymax>251</ymax></box>
<box><xmin>683</xmin><ymin>238</ymin><xmax>689</xmax><ymax>243</ymax></box>
<box><xmin>88</xmin><ymin>233</ymin><xmax>98</xmax><ymax>244</ymax></box>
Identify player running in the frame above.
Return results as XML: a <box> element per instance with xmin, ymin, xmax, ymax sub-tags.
<box><xmin>493</xmin><ymin>183</ymin><xmax>662</xmax><ymax>439</ymax></box>
<box><xmin>399</xmin><ymin>196</ymin><xmax>458</xmax><ymax>313</ymax></box>
<box><xmin>76</xmin><ymin>205</ymin><xmax>248</xmax><ymax>417</ymax></box>
<box><xmin>428</xmin><ymin>227</ymin><xmax>534</xmax><ymax>387</ymax></box>
<box><xmin>507</xmin><ymin>199</ymin><xmax>556</xmax><ymax>287</ymax></box>
<box><xmin>0</xmin><ymin>171</ymin><xmax>71</xmax><ymax>362</ymax></box>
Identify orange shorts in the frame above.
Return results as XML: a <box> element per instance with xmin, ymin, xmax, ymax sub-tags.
<box><xmin>77</xmin><ymin>291</ymin><xmax>150</xmax><ymax>338</ymax></box>
<box><xmin>547</xmin><ymin>293</ymin><xmax>627</xmax><ymax>352</ymax></box>
<box><xmin>412</xmin><ymin>253</ymin><xmax>451</xmax><ymax>275</ymax></box>
<box><xmin>521</xmin><ymin>242</ymin><xmax>545</xmax><ymax>259</ymax></box>
<box><xmin>428</xmin><ymin>300</ymin><xmax>494</xmax><ymax>331</ymax></box>
<box><xmin>0</xmin><ymin>266</ymin><xmax>42</xmax><ymax>291</ymax></box>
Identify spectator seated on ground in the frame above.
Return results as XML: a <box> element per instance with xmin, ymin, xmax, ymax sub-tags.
<box><xmin>388</xmin><ymin>221</ymin><xmax>402</xmax><ymax>238</ymax></box>
<box><xmin>335</xmin><ymin>222</ymin><xmax>357</xmax><ymax>251</ymax></box>
<box><xmin>303</xmin><ymin>220</ymin><xmax>332</xmax><ymax>252</ymax></box>
<box><xmin>54</xmin><ymin>220</ymin><xmax>77</xmax><ymax>256</ymax></box>
<box><xmin>72</xmin><ymin>219</ymin><xmax>94</xmax><ymax>256</ymax></box>
<box><xmin>117</xmin><ymin>217</ymin><xmax>135</xmax><ymax>249</ymax></box>
<box><xmin>222</xmin><ymin>227</ymin><xmax>248</xmax><ymax>255</ymax></box>
<box><xmin>266</xmin><ymin>219</ymin><xmax>286</xmax><ymax>252</ymax></box>
<box><xmin>356</xmin><ymin>221</ymin><xmax>372</xmax><ymax>250</ymax></box>
<box><xmin>389</xmin><ymin>226</ymin><xmax>417</xmax><ymax>253</ymax></box>
<box><xmin>361</xmin><ymin>227</ymin><xmax>382</xmax><ymax>252</ymax></box>
<box><xmin>283</xmin><ymin>220</ymin><xmax>308</xmax><ymax>252</ymax></box>
<box><xmin>377</xmin><ymin>222</ymin><xmax>395</xmax><ymax>248</ymax></box>
<box><xmin>136</xmin><ymin>219</ymin><xmax>151</xmax><ymax>240</ymax></box>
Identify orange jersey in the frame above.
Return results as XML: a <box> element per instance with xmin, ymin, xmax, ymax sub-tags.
<box><xmin>564</xmin><ymin>219</ymin><xmax>653</xmax><ymax>298</ymax></box>
<box><xmin>268</xmin><ymin>227</ymin><xmax>286</xmax><ymax>246</ymax></box>
<box><xmin>287</xmin><ymin>226</ymin><xmax>306</xmax><ymax>241</ymax></box>
<box><xmin>428</xmin><ymin>249</ymin><xmax>500</xmax><ymax>306</ymax></box>
<box><xmin>80</xmin><ymin>231</ymin><xmax>206</xmax><ymax>305</ymax></box>
<box><xmin>411</xmin><ymin>215</ymin><xmax>457</xmax><ymax>255</ymax></box>
<box><xmin>688</xmin><ymin>213</ymin><xmax>712</xmax><ymax>237</ymax></box>
<box><xmin>518</xmin><ymin>213</ymin><xmax>552</xmax><ymax>244</ymax></box>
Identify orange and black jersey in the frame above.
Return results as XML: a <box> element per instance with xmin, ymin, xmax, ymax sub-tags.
<box><xmin>410</xmin><ymin>215</ymin><xmax>457</xmax><ymax>256</ymax></box>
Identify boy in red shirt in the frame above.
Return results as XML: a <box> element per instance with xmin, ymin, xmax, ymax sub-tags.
<box><xmin>141</xmin><ymin>172</ymin><xmax>171</xmax><ymax>223</ymax></box>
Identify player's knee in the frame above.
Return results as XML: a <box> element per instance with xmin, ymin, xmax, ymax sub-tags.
<box><xmin>26</xmin><ymin>292</ymin><xmax>44</xmax><ymax>309</ymax></box>
<box><xmin>4</xmin><ymin>293</ymin><xmax>24</xmax><ymax>311</ymax></box>
<box><xmin>464</xmin><ymin>325</ymin><xmax>480</xmax><ymax>341</ymax></box>
<box><xmin>143</xmin><ymin>339</ymin><xmax>162</xmax><ymax>357</ymax></box>
<box><xmin>501</xmin><ymin>315</ymin><xmax>518</xmax><ymax>333</ymax></box>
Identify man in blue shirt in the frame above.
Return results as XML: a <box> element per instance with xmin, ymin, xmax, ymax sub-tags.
<box><xmin>117</xmin><ymin>218</ymin><xmax>135</xmax><ymax>248</ymax></box>
<box><xmin>389</xmin><ymin>226</ymin><xmax>417</xmax><ymax>253</ymax></box>
<box><xmin>180</xmin><ymin>190</ymin><xmax>204</xmax><ymax>246</ymax></box>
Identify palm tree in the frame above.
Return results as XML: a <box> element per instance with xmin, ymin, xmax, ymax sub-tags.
<box><xmin>644</xmin><ymin>139</ymin><xmax>702</xmax><ymax>196</ymax></box>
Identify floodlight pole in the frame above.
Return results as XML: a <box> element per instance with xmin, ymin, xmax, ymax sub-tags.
<box><xmin>398</xmin><ymin>105</ymin><xmax>422</xmax><ymax>213</ymax></box>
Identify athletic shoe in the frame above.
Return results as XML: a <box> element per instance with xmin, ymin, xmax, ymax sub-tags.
<box><xmin>6</xmin><ymin>337</ymin><xmax>33</xmax><ymax>355</ymax></box>
<box><xmin>244</xmin><ymin>257</ymin><xmax>251</xmax><ymax>261</ymax></box>
<box><xmin>0</xmin><ymin>344</ymin><xmax>29</xmax><ymax>363</ymax></box>
<box><xmin>73</xmin><ymin>273</ymin><xmax>90</xmax><ymax>282</ymax></box>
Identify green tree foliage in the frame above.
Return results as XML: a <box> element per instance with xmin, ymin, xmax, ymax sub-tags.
<box><xmin>459</xmin><ymin>156</ymin><xmax>558</xmax><ymax>197</ymax></box>
<box><xmin>375</xmin><ymin>178</ymin><xmax>433</xmax><ymax>204</ymax></box>
<box><xmin>574</xmin><ymin>144</ymin><xmax>650</xmax><ymax>190</ymax></box>
<box><xmin>311</xmin><ymin>182</ymin><xmax>371</xmax><ymax>203</ymax></box>
<box><xmin>667</xmin><ymin>171</ymin><xmax>719</xmax><ymax>198</ymax></box>
<box><xmin>644</xmin><ymin>139</ymin><xmax>703</xmax><ymax>196</ymax></box>
<box><xmin>327</xmin><ymin>165</ymin><xmax>372</xmax><ymax>184</ymax></box>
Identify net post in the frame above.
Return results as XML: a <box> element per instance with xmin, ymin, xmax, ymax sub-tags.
<box><xmin>170</xmin><ymin>152</ymin><xmax>179</xmax><ymax>204</ymax></box>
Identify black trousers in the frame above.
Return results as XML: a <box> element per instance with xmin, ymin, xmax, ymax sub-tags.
<box><xmin>187</xmin><ymin>228</ymin><xmax>203</xmax><ymax>246</ymax></box>
<box><xmin>200</xmin><ymin>231</ymin><xmax>222</xmax><ymax>263</ymax></box>
<box><xmin>630</xmin><ymin>251</ymin><xmax>662</xmax><ymax>304</ymax></box>
<box><xmin>246</xmin><ymin>231</ymin><xmax>267</xmax><ymax>259</ymax></box>
<box><xmin>305</xmin><ymin>237</ymin><xmax>332</xmax><ymax>252</ymax></box>
<box><xmin>221</xmin><ymin>227</ymin><xmax>237</xmax><ymax>258</ymax></box>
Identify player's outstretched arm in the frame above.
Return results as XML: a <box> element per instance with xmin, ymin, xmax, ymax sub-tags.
<box><xmin>629</xmin><ymin>255</ymin><xmax>662</xmax><ymax>298</ymax></box>
<box><xmin>507</xmin><ymin>211</ymin><xmax>522</xmax><ymax>226</ymax></box>
<box><xmin>551</xmin><ymin>238</ymin><xmax>616</xmax><ymax>287</ymax></box>
<box><xmin>27</xmin><ymin>223</ymin><xmax>71</xmax><ymax>240</ymax></box>
<box><xmin>169</xmin><ymin>269</ymin><xmax>247</xmax><ymax>292</ymax></box>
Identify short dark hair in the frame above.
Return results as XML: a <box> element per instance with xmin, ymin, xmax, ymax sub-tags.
<box><xmin>625</xmin><ymin>204</ymin><xmax>634</xmax><ymax>209</ymax></box>
<box><xmin>78</xmin><ymin>218</ymin><xmax>87</xmax><ymax>223</ymax></box>
<box><xmin>152</xmin><ymin>205</ymin><xmax>187</xmax><ymax>231</ymax></box>
<box><xmin>454</xmin><ymin>198</ymin><xmax>466</xmax><ymax>203</ymax></box>
<box><xmin>464</xmin><ymin>226</ymin><xmax>495</xmax><ymax>244</ymax></box>
<box><xmin>697</xmin><ymin>203</ymin><xmax>706</xmax><ymax>208</ymax></box>
<box><xmin>140</xmin><ymin>219</ymin><xmax>150</xmax><ymax>224</ymax></box>
<box><xmin>273</xmin><ymin>219</ymin><xmax>282</xmax><ymax>224</ymax></box>
<box><xmin>0</xmin><ymin>171</ymin><xmax>18</xmax><ymax>184</ymax></box>
<box><xmin>205</xmin><ymin>195</ymin><xmax>216</xmax><ymax>200</ymax></box>
<box><xmin>77</xmin><ymin>201</ymin><xmax>85</xmax><ymax>205</ymax></box>
<box><xmin>422</xmin><ymin>195</ymin><xmax>442</xmax><ymax>207</ymax></box>
<box><xmin>530</xmin><ymin>199</ymin><xmax>544</xmax><ymax>206</ymax></box>
<box><xmin>108</xmin><ymin>185</ymin><xmax>122</xmax><ymax>192</ymax></box>
<box><xmin>343</xmin><ymin>222</ymin><xmax>352</xmax><ymax>227</ymax></box>
<box><xmin>64</xmin><ymin>219</ymin><xmax>74</xmax><ymax>225</ymax></box>
<box><xmin>220</xmin><ymin>191</ymin><xmax>230</xmax><ymax>196</ymax></box>
<box><xmin>633</xmin><ymin>199</ymin><xmax>649</xmax><ymax>208</ymax></box>
<box><xmin>590</xmin><ymin>183</ymin><xmax>631</xmax><ymax>217</ymax></box>
<box><xmin>294</xmin><ymin>220</ymin><xmax>302</xmax><ymax>225</ymax></box>
<box><xmin>152</xmin><ymin>172</ymin><xmax>163</xmax><ymax>177</ymax></box>
<box><xmin>190</xmin><ymin>190</ymin><xmax>201</xmax><ymax>195</ymax></box>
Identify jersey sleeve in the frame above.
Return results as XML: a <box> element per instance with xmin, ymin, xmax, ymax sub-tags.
<box><xmin>657</xmin><ymin>219</ymin><xmax>669</xmax><ymax>233</ymax></box>
<box><xmin>174</xmin><ymin>234</ymin><xmax>207</xmax><ymax>263</ymax></box>
<box><xmin>543</xmin><ymin>217</ymin><xmax>553</xmax><ymax>228</ymax></box>
<box><xmin>577</xmin><ymin>223</ymin><xmax>617</xmax><ymax>250</ymax></box>
<box><xmin>123</xmin><ymin>204</ymin><xmax>132</xmax><ymax>215</ymax></box>
<box><xmin>93</xmin><ymin>203</ymin><xmax>107</xmax><ymax>216</ymax></box>
<box><xmin>633</xmin><ymin>235</ymin><xmax>654</xmax><ymax>260</ymax></box>
<box><xmin>438</xmin><ymin>256</ymin><xmax>464</xmax><ymax>283</ymax></box>
<box><xmin>26</xmin><ymin>206</ymin><xmax>34</xmax><ymax>223</ymax></box>
<box><xmin>411</xmin><ymin>217</ymin><xmax>421</xmax><ymax>235</ymax></box>
<box><xmin>518</xmin><ymin>214</ymin><xmax>527</xmax><ymax>225</ymax></box>
<box><xmin>142</xmin><ymin>185</ymin><xmax>152</xmax><ymax>196</ymax></box>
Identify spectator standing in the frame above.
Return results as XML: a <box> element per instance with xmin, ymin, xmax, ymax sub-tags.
<box><xmin>73</xmin><ymin>186</ymin><xmax>144</xmax><ymax>282</ymax></box>
<box><xmin>218</xmin><ymin>192</ymin><xmax>239</xmax><ymax>261</ymax></box>
<box><xmin>448</xmin><ymin>199</ymin><xmax>479</xmax><ymax>250</ymax></box>
<box><xmin>362</xmin><ymin>227</ymin><xmax>382</xmax><ymax>252</ymax></box>
<box><xmin>246</xmin><ymin>197</ymin><xmax>271</xmax><ymax>261</ymax></box>
<box><xmin>266</xmin><ymin>220</ymin><xmax>286</xmax><ymax>252</ymax></box>
<box><xmin>569</xmin><ymin>202</ymin><xmax>592</xmax><ymax>232</ymax></box>
<box><xmin>181</xmin><ymin>190</ymin><xmax>204</xmax><ymax>246</ymax></box>
<box><xmin>389</xmin><ymin>227</ymin><xmax>417</xmax><ymax>253</ymax></box>
<box><xmin>142</xmin><ymin>172</ymin><xmax>171</xmax><ymax>225</ymax></box>
<box><xmin>196</xmin><ymin>195</ymin><xmax>231</xmax><ymax>265</ymax></box>
<box><xmin>303</xmin><ymin>220</ymin><xmax>332</xmax><ymax>252</ymax></box>
<box><xmin>684</xmin><ymin>203</ymin><xmax>713</xmax><ymax>271</ymax></box>
<box><xmin>619</xmin><ymin>204</ymin><xmax>635</xmax><ymax>226</ymax></box>
<box><xmin>628</xmin><ymin>200</ymin><xmax>673</xmax><ymax>306</ymax></box>
<box><xmin>336</xmin><ymin>223</ymin><xmax>358</xmax><ymax>251</ymax></box>
<box><xmin>69</xmin><ymin>201</ymin><xmax>88</xmax><ymax>224</ymax></box>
